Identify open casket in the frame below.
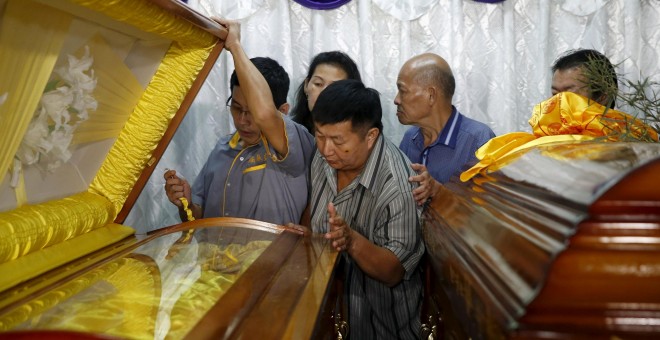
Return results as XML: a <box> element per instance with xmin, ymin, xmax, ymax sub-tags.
<box><xmin>0</xmin><ymin>1</ymin><xmax>341</xmax><ymax>338</ymax></box>
<box><xmin>0</xmin><ymin>218</ymin><xmax>340</xmax><ymax>339</ymax></box>
<box><xmin>422</xmin><ymin>141</ymin><xmax>660</xmax><ymax>339</ymax></box>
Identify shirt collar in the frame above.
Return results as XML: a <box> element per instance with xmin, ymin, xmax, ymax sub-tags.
<box><xmin>412</xmin><ymin>106</ymin><xmax>462</xmax><ymax>149</ymax></box>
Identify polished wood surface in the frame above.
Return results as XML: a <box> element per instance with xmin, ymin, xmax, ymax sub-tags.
<box><xmin>185</xmin><ymin>232</ymin><xmax>340</xmax><ymax>339</ymax></box>
<box><xmin>147</xmin><ymin>0</ymin><xmax>228</xmax><ymax>40</ymax></box>
<box><xmin>0</xmin><ymin>218</ymin><xmax>340</xmax><ymax>339</ymax></box>
<box><xmin>422</xmin><ymin>143</ymin><xmax>660</xmax><ymax>339</ymax></box>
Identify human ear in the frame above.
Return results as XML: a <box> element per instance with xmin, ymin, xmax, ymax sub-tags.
<box><xmin>279</xmin><ymin>103</ymin><xmax>290</xmax><ymax>114</ymax></box>
<box><xmin>366</xmin><ymin>128</ymin><xmax>379</xmax><ymax>147</ymax></box>
<box><xmin>427</xmin><ymin>86</ymin><xmax>437</xmax><ymax>105</ymax></box>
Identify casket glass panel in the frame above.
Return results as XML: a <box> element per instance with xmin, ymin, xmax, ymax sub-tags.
<box><xmin>0</xmin><ymin>222</ymin><xmax>278</xmax><ymax>339</ymax></box>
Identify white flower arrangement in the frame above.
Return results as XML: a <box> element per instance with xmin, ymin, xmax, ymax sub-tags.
<box><xmin>14</xmin><ymin>46</ymin><xmax>97</xmax><ymax>181</ymax></box>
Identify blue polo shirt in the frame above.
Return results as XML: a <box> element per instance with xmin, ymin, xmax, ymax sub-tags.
<box><xmin>399</xmin><ymin>106</ymin><xmax>495</xmax><ymax>183</ymax></box>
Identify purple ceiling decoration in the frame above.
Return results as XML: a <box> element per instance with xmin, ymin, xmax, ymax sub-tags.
<box><xmin>293</xmin><ymin>0</ymin><xmax>352</xmax><ymax>10</ymax></box>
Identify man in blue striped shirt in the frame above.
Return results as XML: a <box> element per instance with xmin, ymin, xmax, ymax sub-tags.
<box><xmin>395</xmin><ymin>53</ymin><xmax>495</xmax><ymax>204</ymax></box>
<box><xmin>302</xmin><ymin>79</ymin><xmax>425</xmax><ymax>339</ymax></box>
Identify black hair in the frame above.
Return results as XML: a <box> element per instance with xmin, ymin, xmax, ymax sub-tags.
<box><xmin>291</xmin><ymin>51</ymin><xmax>362</xmax><ymax>133</ymax></box>
<box><xmin>227</xmin><ymin>57</ymin><xmax>290</xmax><ymax>108</ymax></box>
<box><xmin>551</xmin><ymin>49</ymin><xmax>618</xmax><ymax>108</ymax></box>
<box><xmin>311</xmin><ymin>79</ymin><xmax>383</xmax><ymax>136</ymax></box>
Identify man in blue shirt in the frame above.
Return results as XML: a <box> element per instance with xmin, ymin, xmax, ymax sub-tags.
<box><xmin>395</xmin><ymin>53</ymin><xmax>495</xmax><ymax>204</ymax></box>
<box><xmin>164</xmin><ymin>20</ymin><xmax>315</xmax><ymax>225</ymax></box>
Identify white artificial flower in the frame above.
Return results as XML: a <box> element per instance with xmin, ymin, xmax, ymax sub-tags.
<box><xmin>15</xmin><ymin>45</ymin><xmax>96</xmax><ymax>176</ymax></box>
<box><xmin>16</xmin><ymin>109</ymin><xmax>50</xmax><ymax>166</ymax></box>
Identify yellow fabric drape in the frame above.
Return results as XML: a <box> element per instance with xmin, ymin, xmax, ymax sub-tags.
<box><xmin>0</xmin><ymin>256</ymin><xmax>157</xmax><ymax>337</ymax></box>
<box><xmin>0</xmin><ymin>0</ymin><xmax>72</xmax><ymax>186</ymax></box>
<box><xmin>0</xmin><ymin>192</ymin><xmax>115</xmax><ymax>264</ymax></box>
<box><xmin>461</xmin><ymin>92</ymin><xmax>659</xmax><ymax>182</ymax></box>
<box><xmin>0</xmin><ymin>0</ymin><xmax>217</xmax><ymax>297</ymax></box>
<box><xmin>0</xmin><ymin>223</ymin><xmax>134</xmax><ymax>294</ymax></box>
<box><xmin>89</xmin><ymin>43</ymin><xmax>214</xmax><ymax>215</ymax></box>
<box><xmin>0</xmin><ymin>241</ymin><xmax>270</xmax><ymax>339</ymax></box>
<box><xmin>529</xmin><ymin>91</ymin><xmax>658</xmax><ymax>141</ymax></box>
<box><xmin>72</xmin><ymin>34</ymin><xmax>144</xmax><ymax>144</ymax></box>
<box><xmin>165</xmin><ymin>241</ymin><xmax>270</xmax><ymax>339</ymax></box>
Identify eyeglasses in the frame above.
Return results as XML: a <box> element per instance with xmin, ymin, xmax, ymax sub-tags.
<box><xmin>227</xmin><ymin>102</ymin><xmax>251</xmax><ymax>119</ymax></box>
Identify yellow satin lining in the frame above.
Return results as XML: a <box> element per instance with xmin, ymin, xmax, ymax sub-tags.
<box><xmin>0</xmin><ymin>256</ymin><xmax>157</xmax><ymax>338</ymax></box>
<box><xmin>88</xmin><ymin>41</ymin><xmax>215</xmax><ymax>216</ymax></box>
<box><xmin>0</xmin><ymin>192</ymin><xmax>115</xmax><ymax>264</ymax></box>
<box><xmin>72</xmin><ymin>34</ymin><xmax>144</xmax><ymax>145</ymax></box>
<box><xmin>69</xmin><ymin>0</ymin><xmax>216</xmax><ymax>47</ymax></box>
<box><xmin>0</xmin><ymin>240</ymin><xmax>270</xmax><ymax>339</ymax></box>
<box><xmin>13</xmin><ymin>166</ymin><xmax>26</xmax><ymax>208</ymax></box>
<box><xmin>166</xmin><ymin>241</ymin><xmax>270</xmax><ymax>339</ymax></box>
<box><xmin>0</xmin><ymin>0</ymin><xmax>71</xmax><ymax>186</ymax></box>
<box><xmin>0</xmin><ymin>223</ymin><xmax>134</xmax><ymax>294</ymax></box>
<box><xmin>461</xmin><ymin>92</ymin><xmax>659</xmax><ymax>182</ymax></box>
<box><xmin>0</xmin><ymin>252</ymin><xmax>124</xmax><ymax>331</ymax></box>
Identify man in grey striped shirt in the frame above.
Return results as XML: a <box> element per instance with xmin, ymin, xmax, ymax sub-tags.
<box><xmin>304</xmin><ymin>79</ymin><xmax>425</xmax><ymax>339</ymax></box>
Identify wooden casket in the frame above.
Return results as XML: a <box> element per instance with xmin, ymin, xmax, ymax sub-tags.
<box><xmin>0</xmin><ymin>1</ymin><xmax>341</xmax><ymax>338</ymax></box>
<box><xmin>422</xmin><ymin>141</ymin><xmax>660</xmax><ymax>339</ymax></box>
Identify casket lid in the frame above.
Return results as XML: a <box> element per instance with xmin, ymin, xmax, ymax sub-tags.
<box><xmin>0</xmin><ymin>0</ymin><xmax>226</xmax><ymax>291</ymax></box>
<box><xmin>423</xmin><ymin>141</ymin><xmax>660</xmax><ymax>338</ymax></box>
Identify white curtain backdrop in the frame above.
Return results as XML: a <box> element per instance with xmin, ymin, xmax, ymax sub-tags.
<box><xmin>125</xmin><ymin>0</ymin><xmax>660</xmax><ymax>233</ymax></box>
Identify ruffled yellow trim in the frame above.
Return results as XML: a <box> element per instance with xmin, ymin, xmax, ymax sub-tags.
<box><xmin>0</xmin><ymin>254</ymin><xmax>156</xmax><ymax>337</ymax></box>
<box><xmin>89</xmin><ymin>42</ymin><xmax>215</xmax><ymax>215</ymax></box>
<box><xmin>0</xmin><ymin>192</ymin><xmax>115</xmax><ymax>263</ymax></box>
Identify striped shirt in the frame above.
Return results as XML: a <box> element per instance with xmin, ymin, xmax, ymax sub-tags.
<box><xmin>309</xmin><ymin>135</ymin><xmax>425</xmax><ymax>339</ymax></box>
<box><xmin>399</xmin><ymin>106</ymin><xmax>495</xmax><ymax>183</ymax></box>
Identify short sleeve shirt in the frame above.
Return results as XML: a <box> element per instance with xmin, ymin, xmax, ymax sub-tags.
<box><xmin>192</xmin><ymin>116</ymin><xmax>315</xmax><ymax>225</ymax></box>
<box><xmin>309</xmin><ymin>135</ymin><xmax>425</xmax><ymax>339</ymax></box>
<box><xmin>399</xmin><ymin>106</ymin><xmax>495</xmax><ymax>183</ymax></box>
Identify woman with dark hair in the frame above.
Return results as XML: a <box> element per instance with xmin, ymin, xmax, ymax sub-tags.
<box><xmin>290</xmin><ymin>51</ymin><xmax>362</xmax><ymax>133</ymax></box>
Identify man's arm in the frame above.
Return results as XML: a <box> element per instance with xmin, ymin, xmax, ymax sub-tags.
<box><xmin>326</xmin><ymin>203</ymin><xmax>405</xmax><ymax>287</ymax></box>
<box><xmin>216</xmin><ymin>18</ymin><xmax>288</xmax><ymax>157</ymax></box>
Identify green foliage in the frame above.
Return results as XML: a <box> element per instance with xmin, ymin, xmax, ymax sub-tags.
<box><xmin>582</xmin><ymin>56</ymin><xmax>660</xmax><ymax>142</ymax></box>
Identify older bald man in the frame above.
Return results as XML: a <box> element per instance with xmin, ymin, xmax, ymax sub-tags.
<box><xmin>395</xmin><ymin>53</ymin><xmax>495</xmax><ymax>204</ymax></box>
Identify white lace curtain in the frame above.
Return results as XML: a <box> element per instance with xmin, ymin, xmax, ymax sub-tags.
<box><xmin>125</xmin><ymin>0</ymin><xmax>660</xmax><ymax>232</ymax></box>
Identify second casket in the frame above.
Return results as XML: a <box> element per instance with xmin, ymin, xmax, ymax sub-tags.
<box><xmin>422</xmin><ymin>141</ymin><xmax>660</xmax><ymax>339</ymax></box>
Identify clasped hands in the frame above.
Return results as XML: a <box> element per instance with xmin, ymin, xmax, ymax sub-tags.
<box><xmin>287</xmin><ymin>202</ymin><xmax>353</xmax><ymax>253</ymax></box>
